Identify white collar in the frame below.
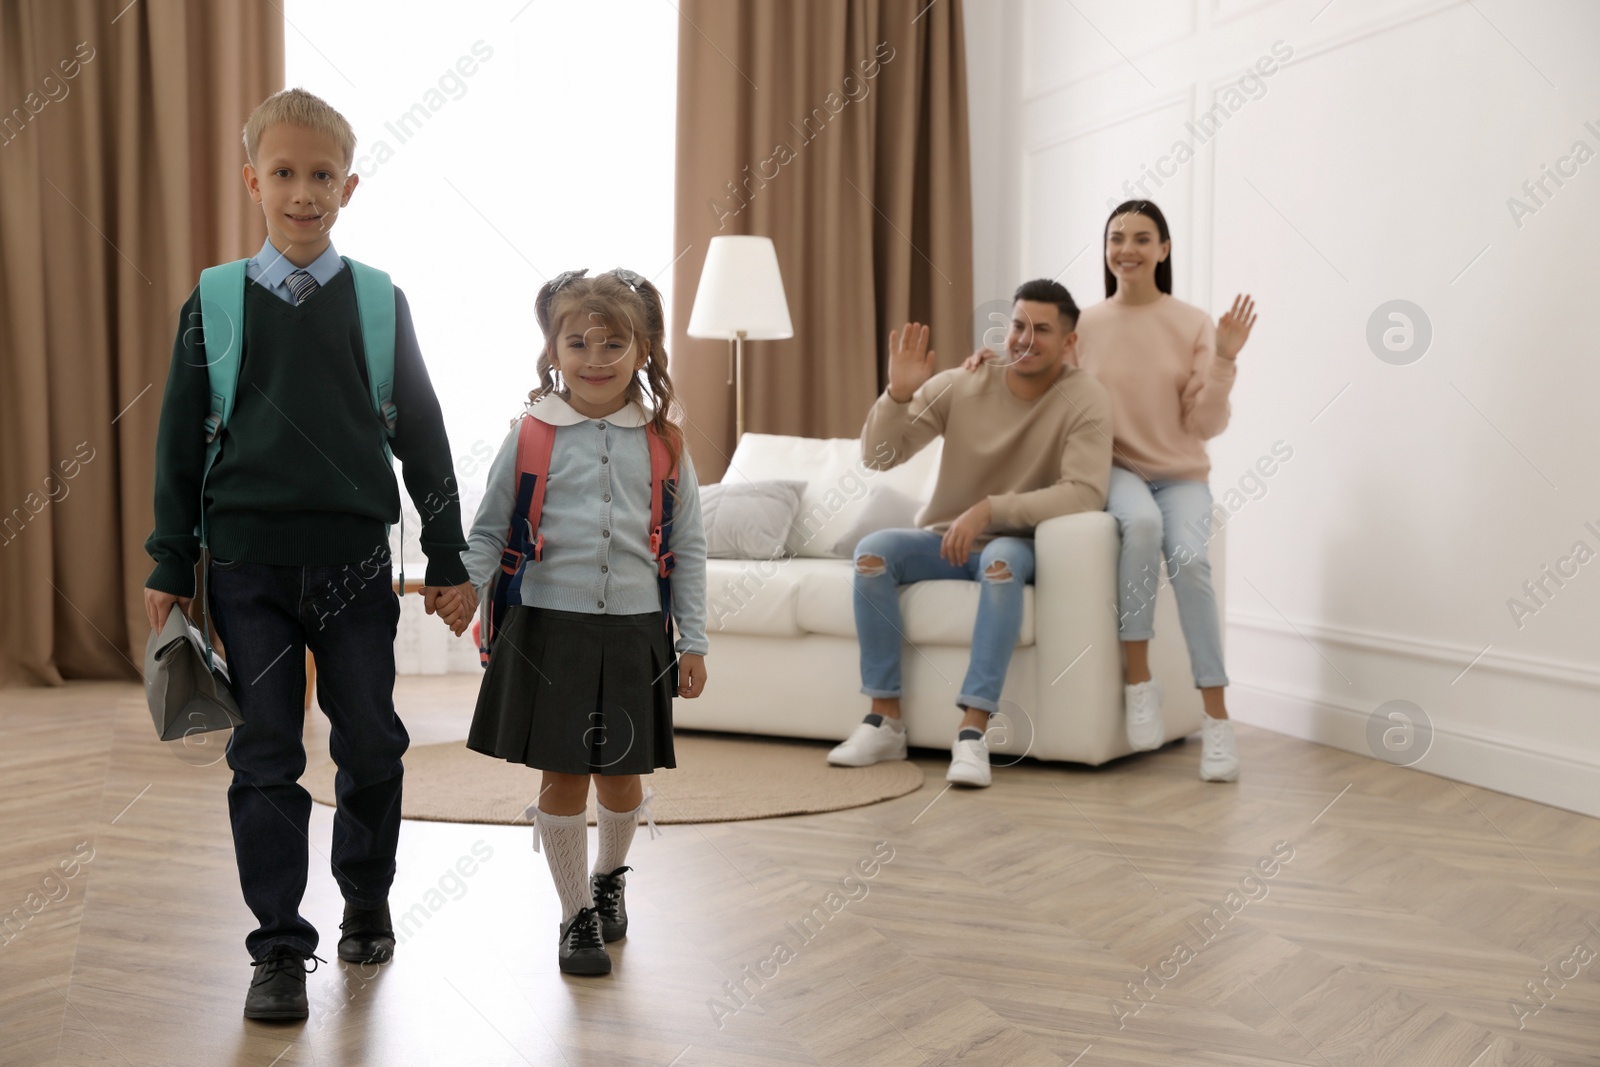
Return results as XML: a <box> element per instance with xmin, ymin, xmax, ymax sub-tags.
<box><xmin>525</xmin><ymin>393</ymin><xmax>649</xmax><ymax>427</ymax></box>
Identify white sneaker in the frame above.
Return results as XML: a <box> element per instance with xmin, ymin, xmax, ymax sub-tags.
<box><xmin>1124</xmin><ymin>680</ymin><xmax>1164</xmax><ymax>751</ymax></box>
<box><xmin>946</xmin><ymin>737</ymin><xmax>992</xmax><ymax>787</ymax></box>
<box><xmin>827</xmin><ymin>719</ymin><xmax>907</xmax><ymax>767</ymax></box>
<box><xmin>1199</xmin><ymin>716</ymin><xmax>1239</xmax><ymax>782</ymax></box>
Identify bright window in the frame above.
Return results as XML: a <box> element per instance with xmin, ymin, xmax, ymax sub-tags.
<box><xmin>284</xmin><ymin>0</ymin><xmax>679</xmax><ymax>495</ymax></box>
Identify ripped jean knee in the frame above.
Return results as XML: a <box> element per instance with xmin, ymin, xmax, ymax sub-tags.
<box><xmin>855</xmin><ymin>553</ymin><xmax>887</xmax><ymax>577</ymax></box>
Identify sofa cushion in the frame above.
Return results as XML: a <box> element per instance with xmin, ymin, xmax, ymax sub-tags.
<box><xmin>704</xmin><ymin>557</ymin><xmax>856</xmax><ymax>637</ymax></box>
<box><xmin>795</xmin><ymin>565</ymin><xmax>1036</xmax><ymax>647</ymax></box>
<box><xmin>829</xmin><ymin>485</ymin><xmax>926</xmax><ymax>558</ymax></box>
<box><xmin>721</xmin><ymin>433</ymin><xmax>944</xmax><ymax>559</ymax></box>
<box><xmin>700</xmin><ymin>479</ymin><xmax>807</xmax><ymax>559</ymax></box>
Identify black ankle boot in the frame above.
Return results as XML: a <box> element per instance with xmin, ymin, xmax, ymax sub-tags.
<box><xmin>590</xmin><ymin>866</ymin><xmax>632</xmax><ymax>942</ymax></box>
<box><xmin>338</xmin><ymin>901</ymin><xmax>395</xmax><ymax>964</ymax></box>
<box><xmin>245</xmin><ymin>948</ymin><xmax>321</xmax><ymax>1021</ymax></box>
<box><xmin>558</xmin><ymin>907</ymin><xmax>611</xmax><ymax>976</ymax></box>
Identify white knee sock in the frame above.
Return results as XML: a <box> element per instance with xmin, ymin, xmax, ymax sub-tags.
<box><xmin>536</xmin><ymin>810</ymin><xmax>592</xmax><ymax>922</ymax></box>
<box><xmin>595</xmin><ymin>801</ymin><xmax>639</xmax><ymax>876</ymax></box>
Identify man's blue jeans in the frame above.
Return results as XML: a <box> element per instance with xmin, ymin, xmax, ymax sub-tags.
<box><xmin>852</xmin><ymin>528</ymin><xmax>1035</xmax><ymax>714</ymax></box>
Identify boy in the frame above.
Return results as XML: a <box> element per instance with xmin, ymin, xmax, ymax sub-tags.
<box><xmin>143</xmin><ymin>88</ymin><xmax>476</xmax><ymax>1021</ymax></box>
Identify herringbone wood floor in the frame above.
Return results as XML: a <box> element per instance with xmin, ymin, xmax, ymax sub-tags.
<box><xmin>3</xmin><ymin>676</ymin><xmax>1597</xmax><ymax>1066</ymax></box>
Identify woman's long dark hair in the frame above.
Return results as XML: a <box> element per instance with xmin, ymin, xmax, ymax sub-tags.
<box><xmin>1103</xmin><ymin>200</ymin><xmax>1172</xmax><ymax>298</ymax></box>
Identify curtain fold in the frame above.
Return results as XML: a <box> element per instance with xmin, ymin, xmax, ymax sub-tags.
<box><xmin>0</xmin><ymin>0</ymin><xmax>282</xmax><ymax>686</ymax></box>
<box><xmin>671</xmin><ymin>0</ymin><xmax>973</xmax><ymax>482</ymax></box>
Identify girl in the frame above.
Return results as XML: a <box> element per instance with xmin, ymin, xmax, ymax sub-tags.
<box><xmin>964</xmin><ymin>201</ymin><xmax>1256</xmax><ymax>781</ymax></box>
<box><xmin>445</xmin><ymin>267</ymin><xmax>708</xmax><ymax>975</ymax></box>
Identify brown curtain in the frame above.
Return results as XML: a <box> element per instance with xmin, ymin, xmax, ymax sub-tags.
<box><xmin>672</xmin><ymin>0</ymin><xmax>973</xmax><ymax>482</ymax></box>
<box><xmin>0</xmin><ymin>1</ymin><xmax>282</xmax><ymax>686</ymax></box>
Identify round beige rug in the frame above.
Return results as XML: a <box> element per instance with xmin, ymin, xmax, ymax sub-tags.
<box><xmin>305</xmin><ymin>732</ymin><xmax>926</xmax><ymax>825</ymax></box>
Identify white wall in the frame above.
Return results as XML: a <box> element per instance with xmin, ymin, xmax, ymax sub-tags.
<box><xmin>965</xmin><ymin>0</ymin><xmax>1600</xmax><ymax>815</ymax></box>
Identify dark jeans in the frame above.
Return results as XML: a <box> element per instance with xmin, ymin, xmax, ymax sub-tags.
<box><xmin>208</xmin><ymin>558</ymin><xmax>407</xmax><ymax>960</ymax></box>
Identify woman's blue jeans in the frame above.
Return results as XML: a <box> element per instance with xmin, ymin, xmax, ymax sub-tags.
<box><xmin>1105</xmin><ymin>466</ymin><xmax>1229</xmax><ymax>688</ymax></box>
<box><xmin>852</xmin><ymin>528</ymin><xmax>1035</xmax><ymax>714</ymax></box>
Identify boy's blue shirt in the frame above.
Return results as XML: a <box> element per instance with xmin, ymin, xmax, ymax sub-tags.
<box><xmin>247</xmin><ymin>237</ymin><xmax>346</xmax><ymax>303</ymax></box>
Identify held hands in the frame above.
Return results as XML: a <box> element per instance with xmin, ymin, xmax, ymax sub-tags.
<box><xmin>1216</xmin><ymin>293</ymin><xmax>1257</xmax><ymax>361</ymax></box>
<box><xmin>144</xmin><ymin>588</ymin><xmax>194</xmax><ymax>632</ymax></box>
<box><xmin>424</xmin><ymin>582</ymin><xmax>479</xmax><ymax>638</ymax></box>
<box><xmin>886</xmin><ymin>322</ymin><xmax>938</xmax><ymax>403</ymax></box>
<box><xmin>677</xmin><ymin>653</ymin><xmax>708</xmax><ymax>699</ymax></box>
<box><xmin>940</xmin><ymin>498</ymin><xmax>992</xmax><ymax>566</ymax></box>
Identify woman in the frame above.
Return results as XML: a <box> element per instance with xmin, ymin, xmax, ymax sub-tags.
<box><xmin>966</xmin><ymin>200</ymin><xmax>1256</xmax><ymax>780</ymax></box>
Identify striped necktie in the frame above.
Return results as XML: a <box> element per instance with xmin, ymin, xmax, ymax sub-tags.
<box><xmin>286</xmin><ymin>269</ymin><xmax>320</xmax><ymax>305</ymax></box>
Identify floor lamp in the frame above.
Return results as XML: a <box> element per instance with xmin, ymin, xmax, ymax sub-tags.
<box><xmin>686</xmin><ymin>236</ymin><xmax>794</xmax><ymax>441</ymax></box>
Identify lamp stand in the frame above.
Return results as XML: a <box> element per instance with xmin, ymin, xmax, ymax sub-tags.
<box><xmin>734</xmin><ymin>330</ymin><xmax>748</xmax><ymax>440</ymax></box>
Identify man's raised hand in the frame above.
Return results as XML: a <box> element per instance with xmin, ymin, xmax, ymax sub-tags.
<box><xmin>886</xmin><ymin>322</ymin><xmax>937</xmax><ymax>403</ymax></box>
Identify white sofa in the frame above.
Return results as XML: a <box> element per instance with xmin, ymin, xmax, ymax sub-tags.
<box><xmin>672</xmin><ymin>433</ymin><xmax>1223</xmax><ymax>766</ymax></box>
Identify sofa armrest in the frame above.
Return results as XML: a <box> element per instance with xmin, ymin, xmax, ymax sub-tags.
<box><xmin>1030</xmin><ymin>511</ymin><xmax>1127</xmax><ymax>763</ymax></box>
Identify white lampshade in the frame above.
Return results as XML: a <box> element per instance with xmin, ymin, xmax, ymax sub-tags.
<box><xmin>686</xmin><ymin>235</ymin><xmax>794</xmax><ymax>340</ymax></box>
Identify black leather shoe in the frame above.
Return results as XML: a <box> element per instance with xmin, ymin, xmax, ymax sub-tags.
<box><xmin>245</xmin><ymin>948</ymin><xmax>320</xmax><ymax>1021</ymax></box>
<box><xmin>590</xmin><ymin>866</ymin><xmax>631</xmax><ymax>942</ymax></box>
<box><xmin>558</xmin><ymin>907</ymin><xmax>611</xmax><ymax>976</ymax></box>
<box><xmin>338</xmin><ymin>902</ymin><xmax>395</xmax><ymax>964</ymax></box>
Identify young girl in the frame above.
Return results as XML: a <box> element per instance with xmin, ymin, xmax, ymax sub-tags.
<box><xmin>444</xmin><ymin>268</ymin><xmax>708</xmax><ymax>975</ymax></box>
<box><xmin>962</xmin><ymin>200</ymin><xmax>1256</xmax><ymax>781</ymax></box>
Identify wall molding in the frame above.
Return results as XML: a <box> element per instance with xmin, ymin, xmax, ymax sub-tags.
<box><xmin>1022</xmin><ymin>2</ymin><xmax>1196</xmax><ymax>104</ymax></box>
<box><xmin>1229</xmin><ymin>609</ymin><xmax>1600</xmax><ymax>692</ymax></box>
<box><xmin>1020</xmin><ymin>0</ymin><xmax>1468</xmax><ymax>123</ymax></box>
<box><xmin>1230</xmin><ymin>677</ymin><xmax>1600</xmax><ymax>819</ymax></box>
<box><xmin>1023</xmin><ymin>89</ymin><xmax>1193</xmax><ymax>156</ymax></box>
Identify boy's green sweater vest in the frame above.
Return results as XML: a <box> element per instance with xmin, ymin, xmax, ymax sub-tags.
<box><xmin>146</xmin><ymin>269</ymin><xmax>468</xmax><ymax>595</ymax></box>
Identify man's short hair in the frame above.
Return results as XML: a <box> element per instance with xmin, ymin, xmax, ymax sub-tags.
<box><xmin>1011</xmin><ymin>279</ymin><xmax>1080</xmax><ymax>331</ymax></box>
<box><xmin>242</xmin><ymin>88</ymin><xmax>356</xmax><ymax>170</ymax></box>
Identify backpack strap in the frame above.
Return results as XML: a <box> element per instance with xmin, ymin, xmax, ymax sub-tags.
<box><xmin>344</xmin><ymin>257</ymin><xmax>404</xmax><ymax>588</ymax></box>
<box><xmin>646</xmin><ymin>424</ymin><xmax>679</xmax><ymax>636</ymax></box>
<box><xmin>343</xmin><ymin>257</ymin><xmax>398</xmax><ymax>440</ymax></box>
<box><xmin>479</xmin><ymin>416</ymin><xmax>556</xmax><ymax>666</ymax></box>
<box><xmin>193</xmin><ymin>259</ymin><xmax>250</xmax><ymax>673</ymax></box>
<box><xmin>196</xmin><ymin>259</ymin><xmax>250</xmax><ymax>488</ymax></box>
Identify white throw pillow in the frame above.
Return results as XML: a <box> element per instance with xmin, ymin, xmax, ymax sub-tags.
<box><xmin>829</xmin><ymin>486</ymin><xmax>926</xmax><ymax>557</ymax></box>
<box><xmin>721</xmin><ymin>433</ymin><xmax>946</xmax><ymax>558</ymax></box>
<box><xmin>698</xmin><ymin>480</ymin><xmax>808</xmax><ymax>559</ymax></box>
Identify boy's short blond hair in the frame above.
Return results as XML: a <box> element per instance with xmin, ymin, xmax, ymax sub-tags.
<box><xmin>242</xmin><ymin>88</ymin><xmax>356</xmax><ymax>170</ymax></box>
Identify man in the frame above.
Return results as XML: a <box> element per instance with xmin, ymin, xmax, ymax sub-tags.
<box><xmin>827</xmin><ymin>279</ymin><xmax>1113</xmax><ymax>786</ymax></box>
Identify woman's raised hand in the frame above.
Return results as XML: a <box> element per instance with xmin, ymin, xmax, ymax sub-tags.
<box><xmin>1216</xmin><ymin>294</ymin><xmax>1257</xmax><ymax>361</ymax></box>
<box><xmin>886</xmin><ymin>322</ymin><xmax>937</xmax><ymax>403</ymax></box>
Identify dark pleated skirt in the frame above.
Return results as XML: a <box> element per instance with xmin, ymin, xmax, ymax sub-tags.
<box><xmin>467</xmin><ymin>605</ymin><xmax>676</xmax><ymax>775</ymax></box>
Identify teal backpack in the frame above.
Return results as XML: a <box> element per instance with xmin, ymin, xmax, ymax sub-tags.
<box><xmin>192</xmin><ymin>258</ymin><xmax>406</xmax><ymax>656</ymax></box>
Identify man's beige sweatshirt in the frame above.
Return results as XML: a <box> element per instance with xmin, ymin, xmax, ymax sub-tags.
<box><xmin>861</xmin><ymin>362</ymin><xmax>1113</xmax><ymax>545</ymax></box>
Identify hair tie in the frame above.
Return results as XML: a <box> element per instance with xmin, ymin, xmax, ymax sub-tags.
<box><xmin>549</xmin><ymin>268</ymin><xmax>588</xmax><ymax>292</ymax></box>
<box><xmin>608</xmin><ymin>268</ymin><xmax>647</xmax><ymax>292</ymax></box>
